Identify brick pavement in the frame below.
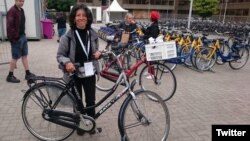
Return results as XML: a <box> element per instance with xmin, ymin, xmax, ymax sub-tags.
<box><xmin>0</xmin><ymin>25</ymin><xmax>250</xmax><ymax>141</ymax></box>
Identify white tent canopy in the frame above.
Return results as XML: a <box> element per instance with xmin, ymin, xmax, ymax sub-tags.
<box><xmin>103</xmin><ymin>0</ymin><xmax>128</xmax><ymax>23</ymax></box>
<box><xmin>106</xmin><ymin>0</ymin><xmax>128</xmax><ymax>12</ymax></box>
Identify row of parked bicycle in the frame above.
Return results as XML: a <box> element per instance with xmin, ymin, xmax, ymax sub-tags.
<box><xmin>163</xmin><ymin>30</ymin><xmax>249</xmax><ymax>71</ymax></box>
<box><xmin>141</xmin><ymin>19</ymin><xmax>250</xmax><ymax>38</ymax></box>
<box><xmin>99</xmin><ymin>19</ymin><xmax>250</xmax><ymax>40</ymax></box>
<box><xmin>98</xmin><ymin>22</ymin><xmax>250</xmax><ymax>73</ymax></box>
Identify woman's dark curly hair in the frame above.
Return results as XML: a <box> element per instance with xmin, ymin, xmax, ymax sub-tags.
<box><xmin>69</xmin><ymin>4</ymin><xmax>93</xmax><ymax>30</ymax></box>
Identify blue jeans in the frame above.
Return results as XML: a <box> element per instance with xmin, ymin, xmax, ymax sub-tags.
<box><xmin>58</xmin><ymin>28</ymin><xmax>66</xmax><ymax>38</ymax></box>
<box><xmin>11</xmin><ymin>35</ymin><xmax>28</xmax><ymax>59</ymax></box>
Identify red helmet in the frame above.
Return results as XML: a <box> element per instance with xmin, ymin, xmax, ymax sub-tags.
<box><xmin>150</xmin><ymin>11</ymin><xmax>160</xmax><ymax>22</ymax></box>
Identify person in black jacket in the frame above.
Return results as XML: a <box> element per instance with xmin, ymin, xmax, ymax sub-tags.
<box><xmin>117</xmin><ymin>13</ymin><xmax>137</xmax><ymax>47</ymax></box>
<box><xmin>143</xmin><ymin>11</ymin><xmax>160</xmax><ymax>40</ymax></box>
<box><xmin>118</xmin><ymin>13</ymin><xmax>137</xmax><ymax>33</ymax></box>
<box><xmin>56</xmin><ymin>12</ymin><xmax>67</xmax><ymax>42</ymax></box>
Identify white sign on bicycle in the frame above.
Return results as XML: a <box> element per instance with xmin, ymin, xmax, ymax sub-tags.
<box><xmin>145</xmin><ymin>41</ymin><xmax>177</xmax><ymax>61</ymax></box>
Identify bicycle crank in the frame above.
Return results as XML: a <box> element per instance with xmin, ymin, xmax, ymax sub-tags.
<box><xmin>78</xmin><ymin>114</ymin><xmax>96</xmax><ymax>132</ymax></box>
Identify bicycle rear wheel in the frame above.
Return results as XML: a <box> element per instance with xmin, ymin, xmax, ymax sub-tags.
<box><xmin>229</xmin><ymin>48</ymin><xmax>249</xmax><ymax>70</ymax></box>
<box><xmin>195</xmin><ymin>47</ymin><xmax>217</xmax><ymax>71</ymax></box>
<box><xmin>22</xmin><ymin>82</ymin><xmax>77</xmax><ymax>141</ymax></box>
<box><xmin>118</xmin><ymin>90</ymin><xmax>170</xmax><ymax>141</ymax></box>
<box><xmin>216</xmin><ymin>44</ymin><xmax>230</xmax><ymax>65</ymax></box>
<box><xmin>139</xmin><ymin>62</ymin><xmax>177</xmax><ymax>101</ymax></box>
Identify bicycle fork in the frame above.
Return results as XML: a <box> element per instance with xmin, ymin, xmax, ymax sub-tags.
<box><xmin>129</xmin><ymin>91</ymin><xmax>151</xmax><ymax>126</ymax></box>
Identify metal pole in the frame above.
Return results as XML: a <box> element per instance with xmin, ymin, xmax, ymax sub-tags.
<box><xmin>108</xmin><ymin>0</ymin><xmax>110</xmax><ymax>22</ymax></box>
<box><xmin>0</xmin><ymin>12</ymin><xmax>5</xmax><ymax>41</ymax></box>
<box><xmin>219</xmin><ymin>0</ymin><xmax>223</xmax><ymax>21</ymax></box>
<box><xmin>223</xmin><ymin>0</ymin><xmax>228</xmax><ymax>24</ymax></box>
<box><xmin>148</xmin><ymin>0</ymin><xmax>150</xmax><ymax>19</ymax></box>
<box><xmin>166</xmin><ymin>0</ymin><xmax>169</xmax><ymax>19</ymax></box>
<box><xmin>4</xmin><ymin>0</ymin><xmax>7</xmax><ymax>12</ymax></box>
<box><xmin>187</xmin><ymin>0</ymin><xmax>193</xmax><ymax>29</ymax></box>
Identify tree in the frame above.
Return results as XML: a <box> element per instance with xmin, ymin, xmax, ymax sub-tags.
<box><xmin>47</xmin><ymin>0</ymin><xmax>76</xmax><ymax>12</ymax></box>
<box><xmin>193</xmin><ymin>0</ymin><xmax>219</xmax><ymax>19</ymax></box>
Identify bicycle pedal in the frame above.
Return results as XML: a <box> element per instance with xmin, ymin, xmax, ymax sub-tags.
<box><xmin>89</xmin><ymin>127</ymin><xmax>102</xmax><ymax>135</ymax></box>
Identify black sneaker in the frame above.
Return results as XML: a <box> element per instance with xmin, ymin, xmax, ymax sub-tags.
<box><xmin>6</xmin><ymin>75</ymin><xmax>20</xmax><ymax>83</ymax></box>
<box><xmin>25</xmin><ymin>73</ymin><xmax>36</xmax><ymax>80</ymax></box>
<box><xmin>76</xmin><ymin>129</ymin><xmax>85</xmax><ymax>136</ymax></box>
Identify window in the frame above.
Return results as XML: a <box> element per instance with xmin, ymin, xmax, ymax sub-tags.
<box><xmin>243</xmin><ymin>9</ymin><xmax>249</xmax><ymax>15</ymax></box>
<box><xmin>123</xmin><ymin>0</ymin><xmax>169</xmax><ymax>5</ymax></box>
<box><xmin>78</xmin><ymin>0</ymin><xmax>93</xmax><ymax>2</ymax></box>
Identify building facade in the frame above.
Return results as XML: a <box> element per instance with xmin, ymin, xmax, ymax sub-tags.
<box><xmin>217</xmin><ymin>0</ymin><xmax>250</xmax><ymax>21</ymax></box>
<box><xmin>77</xmin><ymin>0</ymin><xmax>250</xmax><ymax>22</ymax></box>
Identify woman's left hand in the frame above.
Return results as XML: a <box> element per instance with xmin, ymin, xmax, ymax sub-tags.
<box><xmin>93</xmin><ymin>51</ymin><xmax>101</xmax><ymax>59</ymax></box>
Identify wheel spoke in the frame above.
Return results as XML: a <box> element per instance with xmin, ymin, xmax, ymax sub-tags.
<box><xmin>124</xmin><ymin>122</ymin><xmax>144</xmax><ymax>129</ymax></box>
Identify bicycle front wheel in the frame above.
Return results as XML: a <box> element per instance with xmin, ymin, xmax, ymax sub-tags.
<box><xmin>180</xmin><ymin>45</ymin><xmax>193</xmax><ymax>67</ymax></box>
<box><xmin>139</xmin><ymin>62</ymin><xmax>177</xmax><ymax>101</ymax></box>
<box><xmin>96</xmin><ymin>56</ymin><xmax>118</xmax><ymax>91</ymax></box>
<box><xmin>161</xmin><ymin>61</ymin><xmax>177</xmax><ymax>71</ymax></box>
<box><xmin>22</xmin><ymin>82</ymin><xmax>77</xmax><ymax>141</ymax></box>
<box><xmin>229</xmin><ymin>47</ymin><xmax>249</xmax><ymax>70</ymax></box>
<box><xmin>118</xmin><ymin>90</ymin><xmax>170</xmax><ymax>141</ymax></box>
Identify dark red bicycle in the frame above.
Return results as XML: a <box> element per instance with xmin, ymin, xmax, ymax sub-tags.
<box><xmin>96</xmin><ymin>44</ymin><xmax>177</xmax><ymax>101</ymax></box>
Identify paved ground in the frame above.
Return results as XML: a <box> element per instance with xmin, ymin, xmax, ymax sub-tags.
<box><xmin>0</xmin><ymin>24</ymin><xmax>250</xmax><ymax>141</ymax></box>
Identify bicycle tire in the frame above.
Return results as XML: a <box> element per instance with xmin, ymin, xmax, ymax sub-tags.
<box><xmin>195</xmin><ymin>47</ymin><xmax>217</xmax><ymax>71</ymax></box>
<box><xmin>22</xmin><ymin>82</ymin><xmax>77</xmax><ymax>141</ymax></box>
<box><xmin>180</xmin><ymin>45</ymin><xmax>193</xmax><ymax>67</ymax></box>
<box><xmin>229</xmin><ymin>48</ymin><xmax>249</xmax><ymax>70</ymax></box>
<box><xmin>118</xmin><ymin>90</ymin><xmax>170</xmax><ymax>141</ymax></box>
<box><xmin>130</xmin><ymin>46</ymin><xmax>144</xmax><ymax>60</ymax></box>
<box><xmin>227</xmin><ymin>36</ymin><xmax>234</xmax><ymax>48</ymax></box>
<box><xmin>96</xmin><ymin>56</ymin><xmax>118</xmax><ymax>91</ymax></box>
<box><xmin>160</xmin><ymin>61</ymin><xmax>177</xmax><ymax>71</ymax></box>
<box><xmin>190</xmin><ymin>48</ymin><xmax>200</xmax><ymax>69</ymax></box>
<box><xmin>139</xmin><ymin>62</ymin><xmax>177</xmax><ymax>101</ymax></box>
<box><xmin>216</xmin><ymin>43</ymin><xmax>230</xmax><ymax>65</ymax></box>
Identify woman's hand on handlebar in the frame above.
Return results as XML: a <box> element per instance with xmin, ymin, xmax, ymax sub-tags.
<box><xmin>93</xmin><ymin>51</ymin><xmax>102</xmax><ymax>59</ymax></box>
<box><xmin>65</xmin><ymin>62</ymin><xmax>76</xmax><ymax>73</ymax></box>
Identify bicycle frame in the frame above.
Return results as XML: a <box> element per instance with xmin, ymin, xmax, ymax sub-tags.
<box><xmin>43</xmin><ymin>55</ymin><xmax>137</xmax><ymax>121</ymax></box>
<box><xmin>206</xmin><ymin>39</ymin><xmax>246</xmax><ymax>63</ymax></box>
<box><xmin>216</xmin><ymin>49</ymin><xmax>233</xmax><ymax>62</ymax></box>
<box><xmin>166</xmin><ymin>46</ymin><xmax>195</xmax><ymax>64</ymax></box>
<box><xmin>166</xmin><ymin>39</ymin><xmax>201</xmax><ymax>64</ymax></box>
<box><xmin>101</xmin><ymin>54</ymin><xmax>148</xmax><ymax>82</ymax></box>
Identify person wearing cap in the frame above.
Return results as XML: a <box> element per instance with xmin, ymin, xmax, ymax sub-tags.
<box><xmin>143</xmin><ymin>11</ymin><xmax>160</xmax><ymax>39</ymax></box>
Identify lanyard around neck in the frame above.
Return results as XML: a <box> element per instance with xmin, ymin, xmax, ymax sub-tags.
<box><xmin>75</xmin><ymin>30</ymin><xmax>90</xmax><ymax>60</ymax></box>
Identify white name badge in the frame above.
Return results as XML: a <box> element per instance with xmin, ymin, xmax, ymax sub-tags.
<box><xmin>84</xmin><ymin>62</ymin><xmax>94</xmax><ymax>76</ymax></box>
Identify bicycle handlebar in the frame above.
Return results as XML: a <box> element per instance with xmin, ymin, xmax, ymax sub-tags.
<box><xmin>117</xmin><ymin>28</ymin><xmax>137</xmax><ymax>34</ymax></box>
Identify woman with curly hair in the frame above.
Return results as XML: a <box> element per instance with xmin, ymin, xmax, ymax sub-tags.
<box><xmin>57</xmin><ymin>4</ymin><xmax>101</xmax><ymax>135</ymax></box>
